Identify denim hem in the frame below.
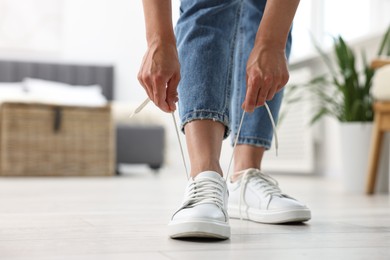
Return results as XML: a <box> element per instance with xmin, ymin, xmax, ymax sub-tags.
<box><xmin>232</xmin><ymin>136</ymin><xmax>272</xmax><ymax>150</ymax></box>
<box><xmin>180</xmin><ymin>110</ymin><xmax>231</xmax><ymax>139</ymax></box>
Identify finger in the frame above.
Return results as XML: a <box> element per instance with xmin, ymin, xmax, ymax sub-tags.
<box><xmin>266</xmin><ymin>78</ymin><xmax>279</xmax><ymax>101</ymax></box>
<box><xmin>281</xmin><ymin>71</ymin><xmax>290</xmax><ymax>87</ymax></box>
<box><xmin>137</xmin><ymin>65</ymin><xmax>153</xmax><ymax>100</ymax></box>
<box><xmin>256</xmin><ymin>74</ymin><xmax>273</xmax><ymax>107</ymax></box>
<box><xmin>277</xmin><ymin>73</ymin><xmax>288</xmax><ymax>92</ymax></box>
<box><xmin>266</xmin><ymin>86</ymin><xmax>278</xmax><ymax>101</ymax></box>
<box><xmin>152</xmin><ymin>74</ymin><xmax>171</xmax><ymax>113</ymax></box>
<box><xmin>140</xmin><ymin>72</ymin><xmax>154</xmax><ymax>101</ymax></box>
<box><xmin>243</xmin><ymin>75</ymin><xmax>260</xmax><ymax>113</ymax></box>
<box><xmin>142</xmin><ymin>70</ymin><xmax>154</xmax><ymax>101</ymax></box>
<box><xmin>137</xmin><ymin>55</ymin><xmax>154</xmax><ymax>100</ymax></box>
<box><xmin>166</xmin><ymin>73</ymin><xmax>180</xmax><ymax>111</ymax></box>
<box><xmin>256</xmin><ymin>86</ymin><xmax>268</xmax><ymax>107</ymax></box>
<box><xmin>273</xmin><ymin>73</ymin><xmax>286</xmax><ymax>96</ymax></box>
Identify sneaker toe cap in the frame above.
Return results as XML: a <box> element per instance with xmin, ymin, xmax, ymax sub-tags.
<box><xmin>172</xmin><ymin>204</ymin><xmax>227</xmax><ymax>222</ymax></box>
<box><xmin>267</xmin><ymin>196</ymin><xmax>308</xmax><ymax>210</ymax></box>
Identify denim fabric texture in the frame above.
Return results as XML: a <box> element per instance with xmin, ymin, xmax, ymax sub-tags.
<box><xmin>175</xmin><ymin>0</ymin><xmax>292</xmax><ymax>149</ymax></box>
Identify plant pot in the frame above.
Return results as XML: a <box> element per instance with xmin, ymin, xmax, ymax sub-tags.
<box><xmin>339</xmin><ymin>122</ymin><xmax>373</xmax><ymax>193</ymax></box>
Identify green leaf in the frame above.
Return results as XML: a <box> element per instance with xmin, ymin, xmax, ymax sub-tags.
<box><xmin>310</xmin><ymin>107</ymin><xmax>330</xmax><ymax>125</ymax></box>
<box><xmin>285</xmin><ymin>29</ymin><xmax>386</xmax><ymax>124</ymax></box>
<box><xmin>377</xmin><ymin>25</ymin><xmax>390</xmax><ymax>56</ymax></box>
<box><xmin>311</xmin><ymin>34</ymin><xmax>338</xmax><ymax>77</ymax></box>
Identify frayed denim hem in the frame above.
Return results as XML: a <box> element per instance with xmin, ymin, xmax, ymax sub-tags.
<box><xmin>231</xmin><ymin>136</ymin><xmax>272</xmax><ymax>150</ymax></box>
<box><xmin>180</xmin><ymin>110</ymin><xmax>231</xmax><ymax>139</ymax></box>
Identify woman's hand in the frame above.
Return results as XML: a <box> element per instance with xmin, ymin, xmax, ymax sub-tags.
<box><xmin>138</xmin><ymin>41</ymin><xmax>181</xmax><ymax>113</ymax></box>
<box><xmin>243</xmin><ymin>45</ymin><xmax>289</xmax><ymax>113</ymax></box>
<box><xmin>139</xmin><ymin>0</ymin><xmax>179</xmax><ymax>113</ymax></box>
<box><xmin>242</xmin><ymin>0</ymin><xmax>300</xmax><ymax>113</ymax></box>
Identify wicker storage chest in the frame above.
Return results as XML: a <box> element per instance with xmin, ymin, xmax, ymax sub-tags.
<box><xmin>0</xmin><ymin>102</ymin><xmax>114</xmax><ymax>176</ymax></box>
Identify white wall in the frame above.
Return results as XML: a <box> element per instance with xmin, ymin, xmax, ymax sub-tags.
<box><xmin>61</xmin><ymin>0</ymin><xmax>181</xmax><ymax>102</ymax></box>
<box><xmin>0</xmin><ymin>0</ymin><xmax>180</xmax><ymax>102</ymax></box>
<box><xmin>1</xmin><ymin>0</ymin><xmax>388</xmax><ymax>102</ymax></box>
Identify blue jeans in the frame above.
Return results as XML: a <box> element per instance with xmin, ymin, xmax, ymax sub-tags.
<box><xmin>175</xmin><ymin>0</ymin><xmax>292</xmax><ymax>149</ymax></box>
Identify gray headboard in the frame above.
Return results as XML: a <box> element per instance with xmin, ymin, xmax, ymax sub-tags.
<box><xmin>0</xmin><ymin>60</ymin><xmax>114</xmax><ymax>100</ymax></box>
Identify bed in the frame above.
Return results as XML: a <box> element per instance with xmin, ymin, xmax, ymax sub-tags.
<box><xmin>0</xmin><ymin>59</ymin><xmax>165</xmax><ymax>173</ymax></box>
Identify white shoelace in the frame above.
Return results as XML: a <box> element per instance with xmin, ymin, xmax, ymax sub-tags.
<box><xmin>129</xmin><ymin>98</ymin><xmax>189</xmax><ymax>179</ymax></box>
<box><xmin>184</xmin><ymin>177</ymin><xmax>225</xmax><ymax>209</ymax></box>
<box><xmin>236</xmin><ymin>168</ymin><xmax>282</xmax><ymax>220</ymax></box>
<box><xmin>129</xmin><ymin>97</ymin><xmax>279</xmax><ymax>182</ymax></box>
<box><xmin>130</xmin><ymin>98</ymin><xmax>279</xmax><ymax>219</ymax></box>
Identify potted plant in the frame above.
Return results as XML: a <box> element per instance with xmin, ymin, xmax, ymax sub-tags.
<box><xmin>284</xmin><ymin>26</ymin><xmax>390</xmax><ymax>192</ymax></box>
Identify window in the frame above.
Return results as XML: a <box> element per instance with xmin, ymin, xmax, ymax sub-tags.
<box><xmin>291</xmin><ymin>0</ymin><xmax>390</xmax><ymax>59</ymax></box>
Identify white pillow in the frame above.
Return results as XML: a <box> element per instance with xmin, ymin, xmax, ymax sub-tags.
<box><xmin>371</xmin><ymin>64</ymin><xmax>390</xmax><ymax>101</ymax></box>
<box><xmin>0</xmin><ymin>82</ymin><xmax>31</xmax><ymax>103</ymax></box>
<box><xmin>23</xmin><ymin>78</ymin><xmax>107</xmax><ymax>107</ymax></box>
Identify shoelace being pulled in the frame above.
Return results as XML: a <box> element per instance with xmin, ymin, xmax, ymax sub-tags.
<box><xmin>236</xmin><ymin>168</ymin><xmax>282</xmax><ymax>220</ymax></box>
<box><xmin>129</xmin><ymin>97</ymin><xmax>279</xmax><ymax>182</ymax></box>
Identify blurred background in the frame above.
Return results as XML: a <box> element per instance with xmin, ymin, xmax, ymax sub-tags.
<box><xmin>0</xmin><ymin>0</ymin><xmax>390</xmax><ymax>193</ymax></box>
<box><xmin>1</xmin><ymin>1</ymin><xmax>390</xmax><ymax>258</ymax></box>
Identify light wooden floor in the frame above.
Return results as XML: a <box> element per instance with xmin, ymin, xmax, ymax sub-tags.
<box><xmin>0</xmin><ymin>167</ymin><xmax>389</xmax><ymax>260</ymax></box>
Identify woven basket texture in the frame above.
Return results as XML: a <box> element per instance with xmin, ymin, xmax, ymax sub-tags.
<box><xmin>0</xmin><ymin>102</ymin><xmax>114</xmax><ymax>176</ymax></box>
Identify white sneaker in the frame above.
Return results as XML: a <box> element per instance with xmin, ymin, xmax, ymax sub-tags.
<box><xmin>168</xmin><ymin>171</ymin><xmax>230</xmax><ymax>239</ymax></box>
<box><xmin>227</xmin><ymin>168</ymin><xmax>311</xmax><ymax>224</ymax></box>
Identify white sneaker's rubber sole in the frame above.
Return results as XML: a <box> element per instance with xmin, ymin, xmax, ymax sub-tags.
<box><xmin>168</xmin><ymin>219</ymin><xmax>230</xmax><ymax>239</ymax></box>
<box><xmin>228</xmin><ymin>205</ymin><xmax>311</xmax><ymax>224</ymax></box>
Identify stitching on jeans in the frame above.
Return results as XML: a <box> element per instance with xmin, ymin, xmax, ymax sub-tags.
<box><xmin>181</xmin><ymin>109</ymin><xmax>228</xmax><ymax>121</ymax></box>
<box><xmin>236</xmin><ymin>136</ymin><xmax>272</xmax><ymax>149</ymax></box>
<box><xmin>224</xmin><ymin>0</ymin><xmax>244</xmax><ymax>136</ymax></box>
<box><xmin>237</xmin><ymin>134</ymin><xmax>273</xmax><ymax>140</ymax></box>
<box><xmin>180</xmin><ymin>110</ymin><xmax>231</xmax><ymax>138</ymax></box>
<box><xmin>234</xmin><ymin>2</ymin><xmax>245</xmax><ymax>136</ymax></box>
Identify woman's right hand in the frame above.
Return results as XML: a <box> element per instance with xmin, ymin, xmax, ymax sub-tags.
<box><xmin>137</xmin><ymin>41</ymin><xmax>181</xmax><ymax>113</ymax></box>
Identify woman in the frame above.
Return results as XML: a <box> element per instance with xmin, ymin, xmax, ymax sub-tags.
<box><xmin>138</xmin><ymin>0</ymin><xmax>311</xmax><ymax>239</ymax></box>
